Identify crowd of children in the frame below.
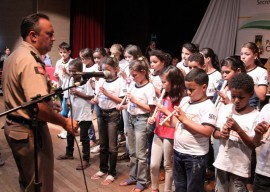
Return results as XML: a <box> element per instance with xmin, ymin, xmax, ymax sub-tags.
<box><xmin>49</xmin><ymin>40</ymin><xmax>270</xmax><ymax>192</ymax></box>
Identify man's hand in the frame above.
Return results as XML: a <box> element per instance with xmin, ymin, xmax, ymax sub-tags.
<box><xmin>64</xmin><ymin>118</ymin><xmax>78</xmax><ymax>135</ymax></box>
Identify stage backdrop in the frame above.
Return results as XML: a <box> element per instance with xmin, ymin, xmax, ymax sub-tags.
<box><xmin>235</xmin><ymin>0</ymin><xmax>270</xmax><ymax>58</ymax></box>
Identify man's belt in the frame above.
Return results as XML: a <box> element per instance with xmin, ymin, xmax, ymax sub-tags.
<box><xmin>6</xmin><ymin>115</ymin><xmax>32</xmax><ymax>125</ymax></box>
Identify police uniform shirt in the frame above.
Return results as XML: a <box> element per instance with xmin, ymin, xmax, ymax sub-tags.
<box><xmin>2</xmin><ymin>41</ymin><xmax>51</xmax><ymax>119</ymax></box>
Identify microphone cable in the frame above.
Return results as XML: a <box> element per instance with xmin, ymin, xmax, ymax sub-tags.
<box><xmin>67</xmin><ymin>76</ymin><xmax>89</xmax><ymax>192</ymax></box>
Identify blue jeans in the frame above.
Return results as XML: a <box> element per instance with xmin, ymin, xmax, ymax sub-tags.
<box><xmin>128</xmin><ymin>113</ymin><xmax>150</xmax><ymax>189</ymax></box>
<box><xmin>173</xmin><ymin>150</ymin><xmax>207</xmax><ymax>192</ymax></box>
<box><xmin>122</xmin><ymin>109</ymin><xmax>129</xmax><ymax>154</ymax></box>
<box><xmin>98</xmin><ymin>108</ymin><xmax>120</xmax><ymax>176</ymax></box>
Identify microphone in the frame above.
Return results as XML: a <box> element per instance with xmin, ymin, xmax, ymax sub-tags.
<box><xmin>74</xmin><ymin>71</ymin><xmax>112</xmax><ymax>79</ymax></box>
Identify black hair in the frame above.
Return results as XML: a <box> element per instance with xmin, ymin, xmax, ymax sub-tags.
<box><xmin>94</xmin><ymin>47</ymin><xmax>108</xmax><ymax>57</ymax></box>
<box><xmin>182</xmin><ymin>42</ymin><xmax>199</xmax><ymax>53</ymax></box>
<box><xmin>185</xmin><ymin>68</ymin><xmax>208</xmax><ymax>85</ymax></box>
<box><xmin>58</xmin><ymin>42</ymin><xmax>71</xmax><ymax>51</ymax></box>
<box><xmin>69</xmin><ymin>58</ymin><xmax>83</xmax><ymax>72</ymax></box>
<box><xmin>188</xmin><ymin>52</ymin><xmax>204</xmax><ymax>66</ymax></box>
<box><xmin>20</xmin><ymin>13</ymin><xmax>50</xmax><ymax>40</ymax></box>
<box><xmin>220</xmin><ymin>56</ymin><xmax>246</xmax><ymax>73</ymax></box>
<box><xmin>200</xmin><ymin>48</ymin><xmax>220</xmax><ymax>71</ymax></box>
<box><xmin>150</xmin><ymin>49</ymin><xmax>172</xmax><ymax>67</ymax></box>
<box><xmin>162</xmin><ymin>65</ymin><xmax>185</xmax><ymax>105</ymax></box>
<box><xmin>79</xmin><ymin>48</ymin><xmax>94</xmax><ymax>62</ymax></box>
<box><xmin>229</xmin><ymin>73</ymin><xmax>254</xmax><ymax>94</ymax></box>
<box><xmin>102</xmin><ymin>56</ymin><xmax>119</xmax><ymax>69</ymax></box>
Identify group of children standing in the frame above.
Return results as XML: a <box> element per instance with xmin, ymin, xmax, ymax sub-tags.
<box><xmin>51</xmin><ymin>40</ymin><xmax>270</xmax><ymax>192</ymax></box>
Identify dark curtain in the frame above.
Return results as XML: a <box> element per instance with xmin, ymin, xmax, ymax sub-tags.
<box><xmin>70</xmin><ymin>0</ymin><xmax>105</xmax><ymax>58</ymax></box>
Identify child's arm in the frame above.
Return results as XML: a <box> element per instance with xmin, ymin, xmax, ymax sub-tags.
<box><xmin>127</xmin><ymin>92</ymin><xmax>155</xmax><ymax>113</ymax></box>
<box><xmin>226</xmin><ymin>117</ymin><xmax>256</xmax><ymax>150</ymax></box>
<box><xmin>70</xmin><ymin>88</ymin><xmax>93</xmax><ymax>100</ymax></box>
<box><xmin>174</xmin><ymin>106</ymin><xmax>213</xmax><ymax>137</ymax></box>
<box><xmin>99</xmin><ymin>87</ymin><xmax>123</xmax><ymax>103</ymax></box>
<box><xmin>253</xmin><ymin>121</ymin><xmax>269</xmax><ymax>147</ymax></box>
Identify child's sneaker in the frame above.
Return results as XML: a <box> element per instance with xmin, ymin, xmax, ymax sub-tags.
<box><xmin>90</xmin><ymin>145</ymin><xmax>100</xmax><ymax>153</ymax></box>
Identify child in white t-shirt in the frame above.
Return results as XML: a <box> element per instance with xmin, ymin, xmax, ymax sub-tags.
<box><xmin>253</xmin><ymin>104</ymin><xmax>270</xmax><ymax>191</ymax></box>
<box><xmin>213</xmin><ymin>73</ymin><xmax>259</xmax><ymax>191</ymax></box>
<box><xmin>118</xmin><ymin>58</ymin><xmax>156</xmax><ymax>192</ymax></box>
<box><xmin>56</xmin><ymin>59</ymin><xmax>94</xmax><ymax>170</ymax></box>
<box><xmin>168</xmin><ymin>68</ymin><xmax>217</xmax><ymax>192</ymax></box>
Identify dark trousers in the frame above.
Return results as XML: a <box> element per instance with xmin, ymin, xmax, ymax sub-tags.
<box><xmin>173</xmin><ymin>150</ymin><xmax>207</xmax><ymax>192</ymax></box>
<box><xmin>66</xmin><ymin>121</ymin><xmax>91</xmax><ymax>162</ymax></box>
<box><xmin>253</xmin><ymin>173</ymin><xmax>270</xmax><ymax>192</ymax></box>
<box><xmin>98</xmin><ymin>108</ymin><xmax>120</xmax><ymax>176</ymax></box>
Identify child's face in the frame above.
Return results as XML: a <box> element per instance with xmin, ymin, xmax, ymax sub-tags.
<box><xmin>69</xmin><ymin>65</ymin><xmax>81</xmax><ymax>82</ymax></box>
<box><xmin>130</xmin><ymin>69</ymin><xmax>146</xmax><ymax>84</ymax></box>
<box><xmin>188</xmin><ymin>61</ymin><xmax>202</xmax><ymax>71</ymax></box>
<box><xmin>124</xmin><ymin>52</ymin><xmax>135</xmax><ymax>63</ymax></box>
<box><xmin>102</xmin><ymin>64</ymin><xmax>117</xmax><ymax>79</ymax></box>
<box><xmin>150</xmin><ymin>55</ymin><xmax>165</xmax><ymax>74</ymax></box>
<box><xmin>185</xmin><ymin>80</ymin><xmax>207</xmax><ymax>103</ymax></box>
<box><xmin>161</xmin><ymin>73</ymin><xmax>171</xmax><ymax>92</ymax></box>
<box><xmin>181</xmin><ymin>47</ymin><xmax>192</xmax><ymax>65</ymax></box>
<box><xmin>231</xmin><ymin>88</ymin><xmax>252</xmax><ymax>112</ymax></box>
<box><xmin>221</xmin><ymin>65</ymin><xmax>238</xmax><ymax>82</ymax></box>
<box><xmin>59</xmin><ymin>48</ymin><xmax>71</xmax><ymax>61</ymax></box>
<box><xmin>240</xmin><ymin>47</ymin><xmax>256</xmax><ymax>68</ymax></box>
<box><xmin>93</xmin><ymin>52</ymin><xmax>105</xmax><ymax>65</ymax></box>
<box><xmin>171</xmin><ymin>58</ymin><xmax>179</xmax><ymax>66</ymax></box>
<box><xmin>81</xmin><ymin>57</ymin><xmax>93</xmax><ymax>66</ymax></box>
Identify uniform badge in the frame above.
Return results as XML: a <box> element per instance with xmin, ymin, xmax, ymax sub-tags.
<box><xmin>34</xmin><ymin>67</ymin><xmax>45</xmax><ymax>75</ymax></box>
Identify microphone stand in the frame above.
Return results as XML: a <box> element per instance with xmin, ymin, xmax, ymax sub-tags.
<box><xmin>0</xmin><ymin>84</ymin><xmax>80</xmax><ymax>192</ymax></box>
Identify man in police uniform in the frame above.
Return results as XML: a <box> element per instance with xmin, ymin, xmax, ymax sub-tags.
<box><xmin>2</xmin><ymin>13</ymin><xmax>78</xmax><ymax>192</ymax></box>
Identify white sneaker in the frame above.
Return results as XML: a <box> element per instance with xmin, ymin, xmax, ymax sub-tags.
<box><xmin>57</xmin><ymin>130</ymin><xmax>67</xmax><ymax>139</ymax></box>
<box><xmin>90</xmin><ymin>145</ymin><xmax>100</xmax><ymax>153</ymax></box>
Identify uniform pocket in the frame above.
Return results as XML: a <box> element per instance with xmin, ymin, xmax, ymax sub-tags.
<box><xmin>9</xmin><ymin>130</ymin><xmax>29</xmax><ymax>142</ymax></box>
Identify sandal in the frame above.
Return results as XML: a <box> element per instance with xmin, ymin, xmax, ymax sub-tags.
<box><xmin>56</xmin><ymin>154</ymin><xmax>74</xmax><ymax>160</ymax></box>
<box><xmin>131</xmin><ymin>187</ymin><xmax>144</xmax><ymax>192</ymax></box>
<box><xmin>101</xmin><ymin>175</ymin><xmax>115</xmax><ymax>185</ymax></box>
<box><xmin>117</xmin><ymin>153</ymin><xmax>129</xmax><ymax>161</ymax></box>
<box><xmin>119</xmin><ymin>178</ymin><xmax>136</xmax><ymax>186</ymax></box>
<box><xmin>91</xmin><ymin>171</ymin><xmax>106</xmax><ymax>180</ymax></box>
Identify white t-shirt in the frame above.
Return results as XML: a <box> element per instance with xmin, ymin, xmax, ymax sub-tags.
<box><xmin>150</xmin><ymin>70</ymin><xmax>162</xmax><ymax>91</ymax></box>
<box><xmin>127</xmin><ymin>82</ymin><xmax>156</xmax><ymax>115</ymax></box>
<box><xmin>213</xmin><ymin>104</ymin><xmax>259</xmax><ymax>178</ymax></box>
<box><xmin>83</xmin><ymin>63</ymin><xmax>99</xmax><ymax>73</ymax></box>
<box><xmin>247</xmin><ymin>66</ymin><xmax>268</xmax><ymax>86</ymax></box>
<box><xmin>174</xmin><ymin>96</ymin><xmax>217</xmax><ymax>155</ymax></box>
<box><xmin>255</xmin><ymin>104</ymin><xmax>270</xmax><ymax>177</ymax></box>
<box><xmin>207</xmin><ymin>70</ymin><xmax>222</xmax><ymax>97</ymax></box>
<box><xmin>68</xmin><ymin>80</ymin><xmax>94</xmax><ymax>121</ymax></box>
<box><xmin>54</xmin><ymin>57</ymin><xmax>73</xmax><ymax>89</ymax></box>
<box><xmin>97</xmin><ymin>77</ymin><xmax>125</xmax><ymax>110</ymax></box>
<box><xmin>119</xmin><ymin>59</ymin><xmax>130</xmax><ymax>77</ymax></box>
<box><xmin>176</xmin><ymin>60</ymin><xmax>190</xmax><ymax>75</ymax></box>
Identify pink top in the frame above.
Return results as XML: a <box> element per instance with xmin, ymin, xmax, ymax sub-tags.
<box><xmin>154</xmin><ymin>97</ymin><xmax>178</xmax><ymax>139</ymax></box>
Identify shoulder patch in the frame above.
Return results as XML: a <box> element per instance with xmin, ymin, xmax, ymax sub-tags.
<box><xmin>34</xmin><ymin>67</ymin><xmax>45</xmax><ymax>75</ymax></box>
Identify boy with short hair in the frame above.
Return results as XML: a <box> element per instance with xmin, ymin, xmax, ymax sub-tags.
<box><xmin>213</xmin><ymin>73</ymin><xmax>259</xmax><ymax>191</ymax></box>
<box><xmin>54</xmin><ymin>42</ymin><xmax>73</xmax><ymax>138</ymax></box>
<box><xmin>56</xmin><ymin>58</ymin><xmax>94</xmax><ymax>170</ymax></box>
<box><xmin>170</xmin><ymin>68</ymin><xmax>218</xmax><ymax>191</ymax></box>
<box><xmin>187</xmin><ymin>52</ymin><xmax>205</xmax><ymax>71</ymax></box>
